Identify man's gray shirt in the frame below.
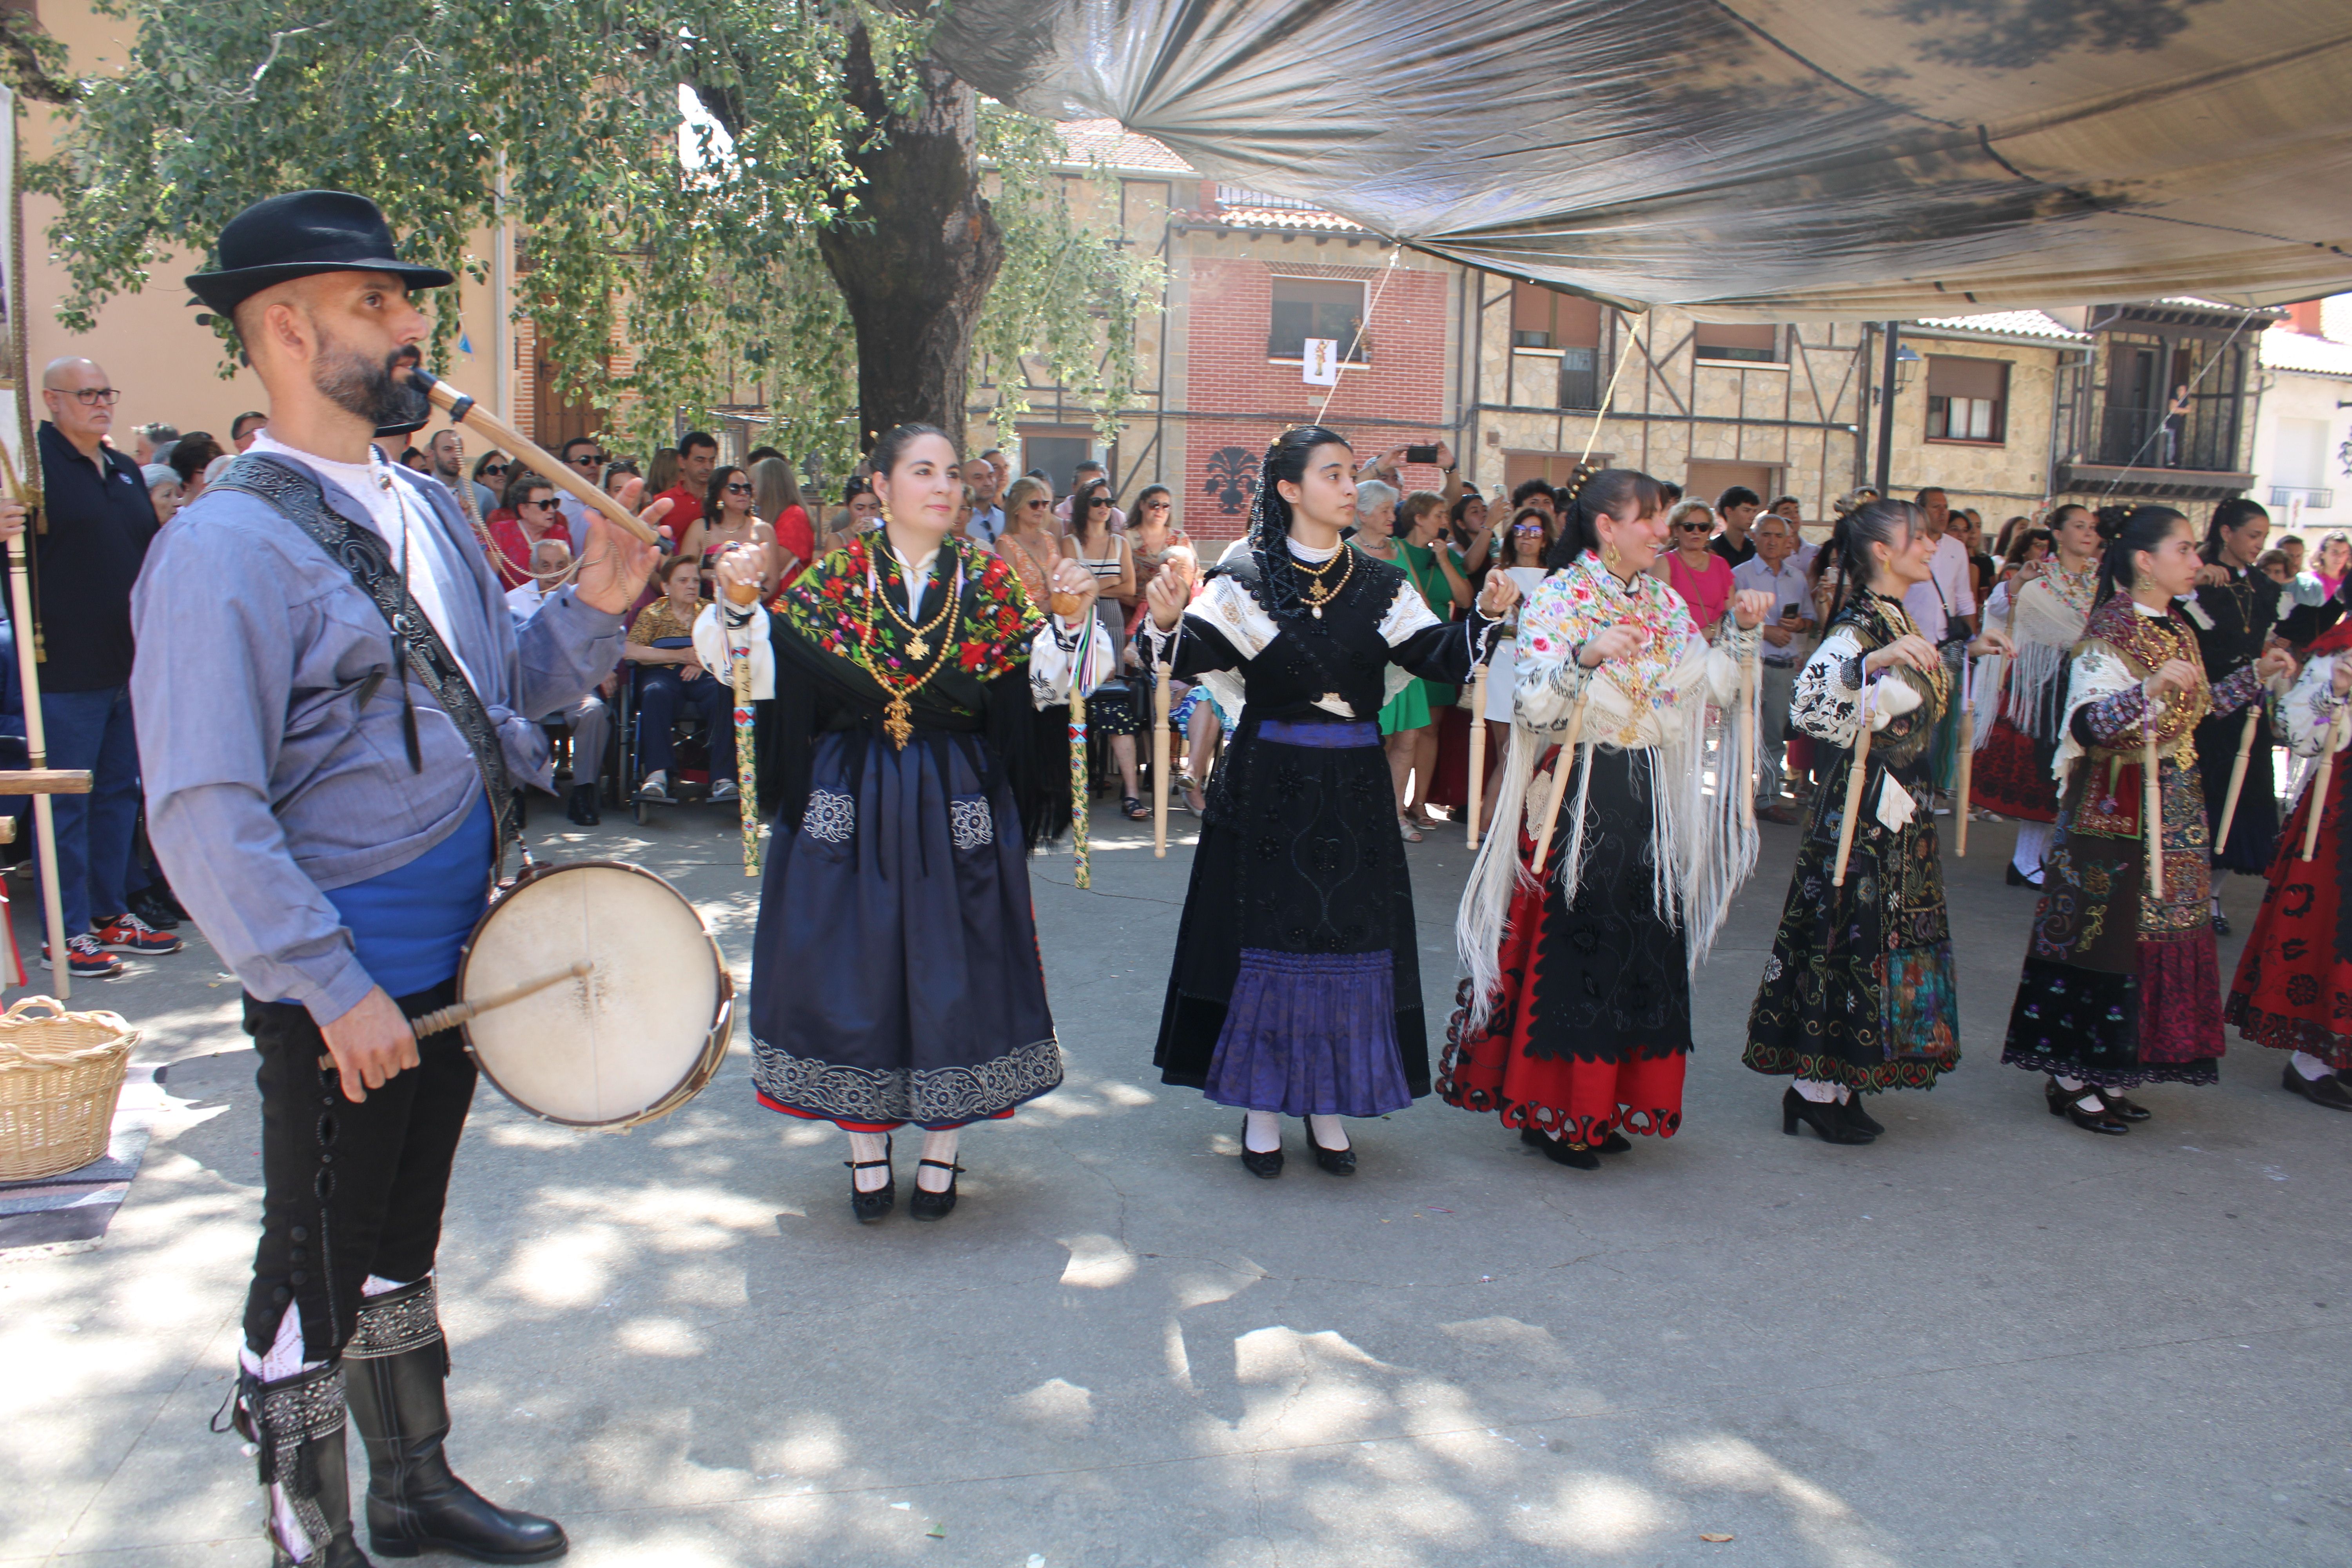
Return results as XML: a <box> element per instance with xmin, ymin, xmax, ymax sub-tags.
<box><xmin>131</xmin><ymin>451</ymin><xmax>625</xmax><ymax>1024</ymax></box>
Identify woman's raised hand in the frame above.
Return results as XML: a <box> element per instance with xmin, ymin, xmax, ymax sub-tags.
<box><xmin>1577</xmin><ymin>622</ymin><xmax>1645</xmax><ymax>669</ymax></box>
<box><xmin>2143</xmin><ymin>657</ymin><xmax>2201</xmax><ymax>704</ymax></box>
<box><xmin>1145</xmin><ymin>555</ymin><xmax>1193</xmax><ymax>631</ymax></box>
<box><xmin>1967</xmin><ymin>628</ymin><xmax>2015</xmax><ymax>659</ymax></box>
<box><xmin>1865</xmin><ymin>633</ymin><xmax>1940</xmax><ymax>676</ymax></box>
<box><xmin>1730</xmin><ymin>589</ymin><xmax>1774</xmax><ymax>630</ymax></box>
<box><xmin>1477</xmin><ymin>571</ymin><xmax>1522</xmax><ymax>618</ymax></box>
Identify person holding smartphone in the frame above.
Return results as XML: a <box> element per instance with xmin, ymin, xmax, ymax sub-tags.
<box><xmin>1730</xmin><ymin>512</ymin><xmax>1814</xmax><ymax>823</ymax></box>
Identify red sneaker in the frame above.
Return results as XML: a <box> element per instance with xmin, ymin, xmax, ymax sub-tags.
<box><xmin>91</xmin><ymin>911</ymin><xmax>183</xmax><ymax>954</ymax></box>
<box><xmin>42</xmin><ymin>933</ymin><xmax>126</xmax><ymax>977</ymax></box>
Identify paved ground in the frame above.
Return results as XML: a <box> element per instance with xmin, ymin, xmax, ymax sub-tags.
<box><xmin>2</xmin><ymin>796</ymin><xmax>2347</xmax><ymax>1568</ymax></box>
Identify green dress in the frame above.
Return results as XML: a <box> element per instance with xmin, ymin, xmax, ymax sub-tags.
<box><xmin>1361</xmin><ymin>538</ymin><xmax>1457</xmax><ymax>735</ymax></box>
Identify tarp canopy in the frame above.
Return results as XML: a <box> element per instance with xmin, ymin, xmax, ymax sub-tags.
<box><xmin>929</xmin><ymin>0</ymin><xmax>2352</xmax><ymax>319</ymax></box>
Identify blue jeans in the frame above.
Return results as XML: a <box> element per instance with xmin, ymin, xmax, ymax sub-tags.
<box><xmin>42</xmin><ymin>685</ymin><xmax>140</xmax><ymax>935</ymax></box>
<box><xmin>636</xmin><ymin>668</ymin><xmax>735</xmax><ymax>781</ymax></box>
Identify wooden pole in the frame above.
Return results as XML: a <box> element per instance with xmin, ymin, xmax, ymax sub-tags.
<box><xmin>1151</xmin><ymin>661</ymin><xmax>1172</xmax><ymax>859</ymax></box>
<box><xmin>0</xmin><ymin>443</ymin><xmax>71</xmax><ymax>996</ymax></box>
<box><xmin>2143</xmin><ymin>709</ymin><xmax>2165</xmax><ymax>897</ymax></box>
<box><xmin>1831</xmin><ymin>691</ymin><xmax>1876</xmax><ymax>888</ymax></box>
<box><xmin>2303</xmin><ymin>707</ymin><xmax>2345</xmax><ymax>862</ymax></box>
<box><xmin>1466</xmin><ymin>662</ymin><xmax>1488</xmax><ymax>849</ymax></box>
<box><xmin>1527</xmin><ymin>702</ymin><xmax>1587</xmax><ymax>878</ymax></box>
<box><xmin>402</xmin><ymin>366</ymin><xmax>662</xmax><ymax>544</ymax></box>
<box><xmin>1954</xmin><ymin>654</ymin><xmax>1974</xmax><ymax>857</ymax></box>
<box><xmin>2215</xmin><ymin>704</ymin><xmax>2260</xmax><ymax>856</ymax></box>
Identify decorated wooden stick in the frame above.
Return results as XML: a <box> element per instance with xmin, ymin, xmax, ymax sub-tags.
<box><xmin>1955</xmin><ymin>654</ymin><xmax>1975</xmax><ymax>857</ymax></box>
<box><xmin>0</xmin><ymin>440</ymin><xmax>72</xmax><ymax>997</ymax></box>
<box><xmin>1737</xmin><ymin>640</ymin><xmax>1759</xmax><ymax>835</ymax></box>
<box><xmin>1069</xmin><ymin>682</ymin><xmax>1090</xmax><ymax>888</ymax></box>
<box><xmin>724</xmin><ymin>573</ymin><xmax>762</xmax><ymax>876</ymax></box>
<box><xmin>1831</xmin><ymin>684</ymin><xmax>1876</xmax><ymax>888</ymax></box>
<box><xmin>399</xmin><ymin>363</ymin><xmax>662</xmax><ymax>544</ymax></box>
<box><xmin>2143</xmin><ymin>704</ymin><xmax>2165</xmax><ymax>897</ymax></box>
<box><xmin>1528</xmin><ymin>701</ymin><xmax>1587</xmax><ymax>878</ymax></box>
<box><xmin>1152</xmin><ymin>660</ymin><xmax>1172</xmax><ymax>858</ymax></box>
<box><xmin>1466</xmin><ymin>662</ymin><xmax>1489</xmax><ymax>849</ymax></box>
<box><xmin>2214</xmin><ymin>704</ymin><xmax>2260</xmax><ymax>855</ymax></box>
<box><xmin>2303</xmin><ymin>706</ymin><xmax>2346</xmax><ymax>862</ymax></box>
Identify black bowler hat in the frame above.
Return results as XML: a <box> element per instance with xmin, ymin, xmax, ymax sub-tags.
<box><xmin>184</xmin><ymin>190</ymin><xmax>455</xmax><ymax>314</ymax></box>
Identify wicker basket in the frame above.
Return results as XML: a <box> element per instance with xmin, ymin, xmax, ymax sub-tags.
<box><xmin>0</xmin><ymin>997</ymin><xmax>140</xmax><ymax>1182</ymax></box>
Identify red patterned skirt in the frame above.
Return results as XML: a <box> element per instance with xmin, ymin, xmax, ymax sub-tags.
<box><xmin>1969</xmin><ymin>713</ymin><xmax>2058</xmax><ymax>822</ymax></box>
<box><xmin>2226</xmin><ymin>757</ymin><xmax>2352</xmax><ymax>1069</ymax></box>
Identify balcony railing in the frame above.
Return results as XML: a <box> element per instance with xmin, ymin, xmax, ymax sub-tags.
<box><xmin>2271</xmin><ymin>485</ymin><xmax>2336</xmax><ymax>509</ymax></box>
<box><xmin>2092</xmin><ymin>405</ymin><xmax>2242</xmax><ymax>474</ymax></box>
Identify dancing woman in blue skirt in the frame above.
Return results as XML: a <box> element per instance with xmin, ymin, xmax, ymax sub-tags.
<box><xmin>716</xmin><ymin>424</ymin><xmax>1110</xmax><ymax>1222</ymax></box>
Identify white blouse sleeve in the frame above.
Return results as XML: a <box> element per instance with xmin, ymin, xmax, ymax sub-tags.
<box><xmin>1026</xmin><ymin>616</ymin><xmax>1116</xmax><ymax>709</ymax></box>
<box><xmin>2280</xmin><ymin>651</ymin><xmax>2352</xmax><ymax>759</ymax></box>
<box><xmin>1791</xmin><ymin>626</ymin><xmax>1872</xmax><ymax>745</ymax></box>
<box><xmin>1510</xmin><ymin>584</ymin><xmax>1594</xmax><ymax>732</ymax></box>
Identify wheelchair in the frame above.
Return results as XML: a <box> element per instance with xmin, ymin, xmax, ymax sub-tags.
<box><xmin>616</xmin><ymin>638</ymin><xmax>729</xmax><ymax>826</ymax></box>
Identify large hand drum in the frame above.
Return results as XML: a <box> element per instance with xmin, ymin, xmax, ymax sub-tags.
<box><xmin>457</xmin><ymin>862</ymin><xmax>732</xmax><ymax>1128</ymax></box>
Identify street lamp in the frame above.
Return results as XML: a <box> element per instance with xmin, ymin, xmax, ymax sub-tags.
<box><xmin>1894</xmin><ymin>342</ymin><xmax>1922</xmax><ymax>392</ymax></box>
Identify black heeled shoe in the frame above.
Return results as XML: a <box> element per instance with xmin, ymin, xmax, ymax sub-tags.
<box><xmin>2211</xmin><ymin>911</ymin><xmax>2231</xmax><ymax>935</ymax></box>
<box><xmin>2044</xmin><ymin>1078</ymin><xmax>2128</xmax><ymax>1135</ymax></box>
<box><xmin>1842</xmin><ymin>1096</ymin><xmax>1884</xmax><ymax>1137</ymax></box>
<box><xmin>1239</xmin><ymin>1119</ymin><xmax>1283</xmax><ymax>1179</ymax></box>
<box><xmin>1303</xmin><ymin>1120</ymin><xmax>1356</xmax><ymax>1175</ymax></box>
<box><xmin>1595</xmin><ymin>1130</ymin><xmax>1633</xmax><ymax>1154</ymax></box>
<box><xmin>908</xmin><ymin>1160</ymin><xmax>963</xmax><ymax>1220</ymax></box>
<box><xmin>2005</xmin><ymin>863</ymin><xmax>2043</xmax><ymax>889</ymax></box>
<box><xmin>1519</xmin><ymin>1124</ymin><xmax>1601</xmax><ymax>1168</ymax></box>
<box><xmin>2099</xmin><ymin>1089</ymin><xmax>2151</xmax><ymax>1122</ymax></box>
<box><xmin>846</xmin><ymin>1134</ymin><xmax>895</xmax><ymax>1221</ymax></box>
<box><xmin>1782</xmin><ymin>1087</ymin><xmax>1875</xmax><ymax>1143</ymax></box>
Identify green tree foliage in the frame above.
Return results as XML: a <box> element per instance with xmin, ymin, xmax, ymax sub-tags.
<box><xmin>31</xmin><ymin>1</ymin><xmax>1158</xmax><ymax>471</ymax></box>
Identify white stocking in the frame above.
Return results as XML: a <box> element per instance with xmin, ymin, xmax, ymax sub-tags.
<box><xmin>1306</xmin><ymin>1113</ymin><xmax>1349</xmax><ymax>1151</ymax></box>
<box><xmin>917</xmin><ymin>1129</ymin><xmax>960</xmax><ymax>1191</ymax></box>
<box><xmin>846</xmin><ymin>1131</ymin><xmax>891</xmax><ymax>1192</ymax></box>
<box><xmin>2013</xmin><ymin>821</ymin><xmax>2052</xmax><ymax>881</ymax></box>
<box><xmin>1242</xmin><ymin>1110</ymin><xmax>1282</xmax><ymax>1153</ymax></box>
<box><xmin>2292</xmin><ymin>1051</ymin><xmax>2334</xmax><ymax>1081</ymax></box>
<box><xmin>1794</xmin><ymin>1079</ymin><xmax>1840</xmax><ymax>1103</ymax></box>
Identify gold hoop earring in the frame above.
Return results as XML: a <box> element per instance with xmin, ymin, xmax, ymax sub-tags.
<box><xmin>1602</xmin><ymin>540</ymin><xmax>1622</xmax><ymax>571</ymax></box>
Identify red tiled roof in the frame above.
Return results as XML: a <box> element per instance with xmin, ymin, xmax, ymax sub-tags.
<box><xmin>1051</xmin><ymin>118</ymin><xmax>1195</xmax><ymax>174</ymax></box>
<box><xmin>1172</xmin><ymin>206</ymin><xmax>1365</xmax><ymax>232</ymax></box>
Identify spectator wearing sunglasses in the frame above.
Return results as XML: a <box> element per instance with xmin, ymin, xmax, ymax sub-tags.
<box><xmin>468</xmin><ymin>448</ymin><xmax>511</xmax><ymax>519</ymax></box>
<box><xmin>551</xmin><ymin>435</ymin><xmax>611</xmax><ymax>534</ymax></box>
<box><xmin>1662</xmin><ymin>500</ymin><xmax>1736</xmax><ymax>640</ymax></box>
<box><xmin>483</xmin><ymin>472</ymin><xmax>573</xmax><ymax>590</ymax></box>
<box><xmin>679</xmin><ymin>464</ymin><xmax>782</xmax><ymax>600</ymax></box>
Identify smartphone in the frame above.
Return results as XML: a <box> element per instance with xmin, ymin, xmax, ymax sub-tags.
<box><xmin>1404</xmin><ymin>444</ymin><xmax>1441</xmax><ymax>465</ymax></box>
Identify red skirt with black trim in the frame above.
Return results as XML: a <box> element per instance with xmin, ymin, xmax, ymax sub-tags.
<box><xmin>1969</xmin><ymin>713</ymin><xmax>2058</xmax><ymax>822</ymax></box>
<box><xmin>2226</xmin><ymin>753</ymin><xmax>2352</xmax><ymax>1069</ymax></box>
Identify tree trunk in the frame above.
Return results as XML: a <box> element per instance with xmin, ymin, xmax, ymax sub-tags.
<box><xmin>816</xmin><ymin>32</ymin><xmax>1002</xmax><ymax>453</ymax></box>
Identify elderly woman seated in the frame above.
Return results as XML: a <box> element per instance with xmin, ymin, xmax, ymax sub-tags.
<box><xmin>507</xmin><ymin>538</ymin><xmax>615</xmax><ymax>826</ymax></box>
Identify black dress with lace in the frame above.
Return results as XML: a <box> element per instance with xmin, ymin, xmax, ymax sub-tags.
<box><xmin>1150</xmin><ymin>550</ymin><xmax>1483</xmax><ymax>1114</ymax></box>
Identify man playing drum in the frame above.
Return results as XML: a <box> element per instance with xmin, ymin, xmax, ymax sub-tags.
<box><xmin>131</xmin><ymin>191</ymin><xmax>665</xmax><ymax>1567</ymax></box>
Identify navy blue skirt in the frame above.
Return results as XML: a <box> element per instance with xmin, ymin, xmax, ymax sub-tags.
<box><xmin>749</xmin><ymin>728</ymin><xmax>1063</xmax><ymax>1129</ymax></box>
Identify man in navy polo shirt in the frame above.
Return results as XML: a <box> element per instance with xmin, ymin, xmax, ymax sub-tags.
<box><xmin>34</xmin><ymin>356</ymin><xmax>178</xmax><ymax>977</ymax></box>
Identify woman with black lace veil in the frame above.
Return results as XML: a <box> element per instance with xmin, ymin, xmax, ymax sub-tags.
<box><xmin>1138</xmin><ymin>426</ymin><xmax>1517</xmax><ymax>1178</ymax></box>
<box><xmin>1744</xmin><ymin>499</ymin><xmax>2013</xmax><ymax>1143</ymax></box>
<box><xmin>1442</xmin><ymin>470</ymin><xmax>1771</xmax><ymax>1169</ymax></box>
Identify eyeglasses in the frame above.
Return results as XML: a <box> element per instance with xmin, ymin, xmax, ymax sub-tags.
<box><xmin>723</xmin><ymin>481</ymin><xmax>753</xmax><ymax>495</ymax></box>
<box><xmin>1676</xmin><ymin>522</ymin><xmax>1712</xmax><ymax>533</ymax></box>
<box><xmin>568</xmin><ymin>452</ymin><xmax>609</xmax><ymax>468</ymax></box>
<box><xmin>1511</xmin><ymin>523</ymin><xmax>1546</xmax><ymax>535</ymax></box>
<box><xmin>51</xmin><ymin>387</ymin><xmax>121</xmax><ymax>406</ymax></box>
<box><xmin>481</xmin><ymin>463</ymin><xmax>509</xmax><ymax>477</ymax></box>
<box><xmin>1023</xmin><ymin>498</ymin><xmax>1049</xmax><ymax>509</ymax></box>
<box><xmin>523</xmin><ymin>497</ymin><xmax>561</xmax><ymax>512</ymax></box>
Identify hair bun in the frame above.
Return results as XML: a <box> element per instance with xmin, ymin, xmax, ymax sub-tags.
<box><xmin>2092</xmin><ymin>505</ymin><xmax>2131</xmax><ymax>542</ymax></box>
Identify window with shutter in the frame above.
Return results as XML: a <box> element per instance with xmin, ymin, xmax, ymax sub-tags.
<box><xmin>1925</xmin><ymin>356</ymin><xmax>2009</xmax><ymax>444</ymax></box>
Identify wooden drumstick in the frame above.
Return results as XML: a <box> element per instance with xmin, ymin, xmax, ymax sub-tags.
<box><xmin>1954</xmin><ymin>655</ymin><xmax>1974</xmax><ymax>857</ymax></box>
<box><xmin>1528</xmin><ymin>701</ymin><xmax>1586</xmax><ymax>877</ymax></box>
<box><xmin>1831</xmin><ymin>685</ymin><xmax>1876</xmax><ymax>888</ymax></box>
<box><xmin>399</xmin><ymin>364</ymin><xmax>664</xmax><ymax>545</ymax></box>
<box><xmin>316</xmin><ymin>962</ymin><xmax>594</xmax><ymax>1066</ymax></box>
<box><xmin>2303</xmin><ymin>706</ymin><xmax>2347</xmax><ymax>861</ymax></box>
<box><xmin>1466</xmin><ymin>662</ymin><xmax>1489</xmax><ymax>849</ymax></box>
<box><xmin>1152</xmin><ymin>659</ymin><xmax>1172</xmax><ymax>858</ymax></box>
<box><xmin>2143</xmin><ymin>705</ymin><xmax>2165</xmax><ymax>897</ymax></box>
<box><xmin>2214</xmin><ymin>704</ymin><xmax>2260</xmax><ymax>855</ymax></box>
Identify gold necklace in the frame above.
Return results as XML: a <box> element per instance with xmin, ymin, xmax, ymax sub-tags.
<box><xmin>873</xmin><ymin>538</ymin><xmax>959</xmax><ymax>661</ymax></box>
<box><xmin>857</xmin><ymin>542</ymin><xmax>960</xmax><ymax>746</ymax></box>
<box><xmin>1296</xmin><ymin>544</ymin><xmax>1354</xmax><ymax>617</ymax></box>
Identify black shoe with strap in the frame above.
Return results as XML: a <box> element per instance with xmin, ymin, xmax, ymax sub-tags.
<box><xmin>1239</xmin><ymin>1119</ymin><xmax>1283</xmax><ymax>1179</ymax></box>
<box><xmin>343</xmin><ymin>1280</ymin><xmax>568</xmax><ymax>1563</ymax></box>
<box><xmin>2283</xmin><ymin>1062</ymin><xmax>2352</xmax><ymax>1111</ymax></box>
<box><xmin>2044</xmin><ymin>1077</ymin><xmax>2129</xmax><ymax>1135</ymax></box>
<box><xmin>909</xmin><ymin>1160</ymin><xmax>964</xmax><ymax>1220</ymax></box>
<box><xmin>1520</xmin><ymin>1123</ymin><xmax>1601</xmax><ymax>1168</ymax></box>
<box><xmin>2099</xmin><ymin>1089</ymin><xmax>2152</xmax><ymax>1122</ymax></box>
<box><xmin>846</xmin><ymin>1134</ymin><xmax>894</xmax><ymax>1222</ymax></box>
<box><xmin>1782</xmin><ymin>1086</ymin><xmax>1875</xmax><ymax>1144</ymax></box>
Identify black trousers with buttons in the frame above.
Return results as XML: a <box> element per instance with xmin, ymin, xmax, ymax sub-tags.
<box><xmin>241</xmin><ymin>980</ymin><xmax>475</xmax><ymax>1363</ymax></box>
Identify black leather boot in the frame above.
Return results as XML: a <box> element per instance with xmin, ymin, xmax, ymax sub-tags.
<box><xmin>565</xmin><ymin>783</ymin><xmax>600</xmax><ymax>827</ymax></box>
<box><xmin>221</xmin><ymin>1360</ymin><xmax>371</xmax><ymax>1567</ymax></box>
<box><xmin>342</xmin><ymin>1281</ymin><xmax>566</xmax><ymax>1563</ymax></box>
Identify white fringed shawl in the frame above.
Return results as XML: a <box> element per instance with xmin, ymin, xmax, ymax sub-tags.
<box><xmin>1974</xmin><ymin>565</ymin><xmax>2095</xmax><ymax>751</ymax></box>
<box><xmin>1455</xmin><ymin>557</ymin><xmax>1759</xmax><ymax>1031</ymax></box>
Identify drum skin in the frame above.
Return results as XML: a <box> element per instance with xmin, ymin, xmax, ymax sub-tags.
<box><xmin>459</xmin><ymin>862</ymin><xmax>731</xmax><ymax>1127</ymax></box>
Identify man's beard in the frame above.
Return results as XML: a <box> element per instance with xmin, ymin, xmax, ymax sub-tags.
<box><xmin>312</xmin><ymin>335</ymin><xmax>430</xmax><ymax>431</ymax></box>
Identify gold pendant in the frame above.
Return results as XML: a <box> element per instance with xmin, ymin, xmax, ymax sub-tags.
<box><xmin>882</xmin><ymin>692</ymin><xmax>914</xmax><ymax>750</ymax></box>
<box><xmin>906</xmin><ymin>636</ymin><xmax>929</xmax><ymax>660</ymax></box>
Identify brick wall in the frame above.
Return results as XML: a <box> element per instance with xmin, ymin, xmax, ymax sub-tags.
<box><xmin>1179</xmin><ymin>256</ymin><xmax>1452</xmax><ymax>545</ymax></box>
